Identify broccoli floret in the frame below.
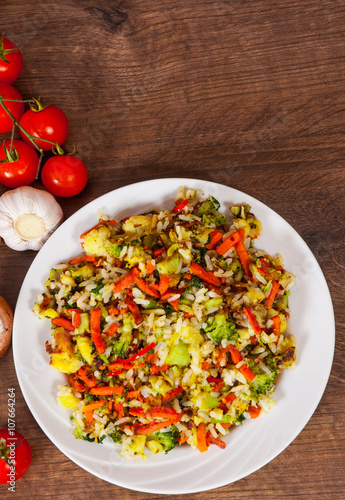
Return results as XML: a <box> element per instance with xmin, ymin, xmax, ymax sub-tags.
<box><xmin>203</xmin><ymin>313</ymin><xmax>238</xmax><ymax>344</ymax></box>
<box><xmin>251</xmin><ymin>371</ymin><xmax>277</xmax><ymax>399</ymax></box>
<box><xmin>108</xmin><ymin>429</ymin><xmax>123</xmax><ymax>444</ymax></box>
<box><xmin>154</xmin><ymin>426</ymin><xmax>179</xmax><ymax>453</ymax></box>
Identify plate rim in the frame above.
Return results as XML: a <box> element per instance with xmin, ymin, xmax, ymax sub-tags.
<box><xmin>13</xmin><ymin>177</ymin><xmax>335</xmax><ymax>494</ymax></box>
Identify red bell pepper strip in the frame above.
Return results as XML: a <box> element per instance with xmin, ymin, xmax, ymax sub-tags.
<box><xmin>206</xmin><ymin>230</ymin><xmax>223</xmax><ymax>250</ymax></box>
<box><xmin>265</xmin><ymin>281</ymin><xmax>280</xmax><ymax>308</ymax></box>
<box><xmin>69</xmin><ymin>255</ymin><xmax>96</xmax><ymax>265</ymax></box>
<box><xmin>89</xmin><ymin>385</ymin><xmax>124</xmax><ymax>396</ymax></box>
<box><xmin>228</xmin><ymin>344</ymin><xmax>243</xmax><ymax>365</ymax></box>
<box><xmin>207</xmin><ymin>377</ymin><xmax>223</xmax><ymax>384</ymax></box>
<box><xmin>153</xmin><ymin>247</ymin><xmax>165</xmax><ymax>258</ymax></box>
<box><xmin>51</xmin><ymin>317</ymin><xmax>75</xmax><ymax>331</ymax></box>
<box><xmin>125</xmin><ymin>297</ymin><xmax>143</xmax><ymax>325</ymax></box>
<box><xmin>117</xmin><ymin>342</ymin><xmax>156</xmax><ymax>364</ymax></box>
<box><xmin>113</xmin><ymin>267</ymin><xmax>140</xmax><ymax>294</ymax></box>
<box><xmin>90</xmin><ymin>308</ymin><xmax>106</xmax><ymax>354</ymax></box>
<box><xmin>135</xmin><ymin>278</ymin><xmax>160</xmax><ymax>298</ymax></box>
<box><xmin>190</xmin><ymin>262</ymin><xmax>221</xmax><ymax>287</ymax></box>
<box><xmin>222</xmin><ymin>393</ymin><xmax>236</xmax><ymax>405</ymax></box>
<box><xmin>163</xmin><ymin>387</ymin><xmax>184</xmax><ymax>401</ymax></box>
<box><xmin>239</xmin><ymin>363</ymin><xmax>256</xmax><ymax>383</ymax></box>
<box><xmin>172</xmin><ymin>198</ymin><xmax>189</xmax><ymax>213</ymax></box>
<box><xmin>216</xmin><ymin>231</ymin><xmax>241</xmax><ymax>255</ymax></box>
<box><xmin>243</xmin><ymin>306</ymin><xmax>261</xmax><ymax>335</ymax></box>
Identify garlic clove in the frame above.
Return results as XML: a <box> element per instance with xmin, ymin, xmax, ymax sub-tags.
<box><xmin>0</xmin><ymin>186</ymin><xmax>64</xmax><ymax>251</ymax></box>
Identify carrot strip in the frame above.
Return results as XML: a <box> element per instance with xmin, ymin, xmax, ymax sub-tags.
<box><xmin>239</xmin><ymin>364</ymin><xmax>256</xmax><ymax>383</ymax></box>
<box><xmin>114</xmin><ymin>402</ymin><xmax>124</xmax><ymax>419</ymax></box>
<box><xmin>207</xmin><ymin>434</ymin><xmax>226</xmax><ymax>449</ymax></box>
<box><xmin>51</xmin><ymin>317</ymin><xmax>74</xmax><ymax>331</ymax></box>
<box><xmin>126</xmin><ymin>390</ymin><xmax>141</xmax><ymax>400</ymax></box>
<box><xmin>113</xmin><ymin>267</ymin><xmax>140</xmax><ymax>294</ymax></box>
<box><xmin>77</xmin><ymin>365</ymin><xmax>98</xmax><ymax>388</ymax></box>
<box><xmin>84</xmin><ymin>410</ymin><xmax>94</xmax><ymax>422</ymax></box>
<box><xmin>108</xmin><ymin>361</ymin><xmax>134</xmax><ymax>370</ymax></box>
<box><xmin>71</xmin><ymin>311</ymin><xmax>81</xmax><ymax>328</ymax></box>
<box><xmin>197</xmin><ymin>423</ymin><xmax>208</xmax><ymax>453</ymax></box>
<box><xmin>150</xmin><ymin>364</ymin><xmax>159</xmax><ymax>374</ymax></box>
<box><xmin>89</xmin><ymin>385</ymin><xmax>124</xmax><ymax>396</ymax></box>
<box><xmin>190</xmin><ymin>262</ymin><xmax>221</xmax><ymax>287</ymax></box>
<box><xmin>129</xmin><ymin>408</ymin><xmax>146</xmax><ymax>418</ymax></box>
<box><xmin>248</xmin><ymin>405</ymin><xmax>261</xmax><ymax>419</ymax></box>
<box><xmin>146</xmin><ymin>261</ymin><xmax>155</xmax><ymax>274</ymax></box>
<box><xmin>105</xmin><ymin>322</ymin><xmax>119</xmax><ymax>337</ymax></box>
<box><xmin>243</xmin><ymin>307</ymin><xmax>261</xmax><ymax>335</ymax></box>
<box><xmin>108</xmin><ymin>307</ymin><xmax>119</xmax><ymax>316</ymax></box>
<box><xmin>125</xmin><ymin>297</ymin><xmax>143</xmax><ymax>325</ymax></box>
<box><xmin>265</xmin><ymin>281</ymin><xmax>280</xmax><ymax>308</ymax></box>
<box><xmin>216</xmin><ymin>231</ymin><xmax>241</xmax><ymax>255</ymax></box>
<box><xmin>206</xmin><ymin>229</ymin><xmax>223</xmax><ymax>250</ymax></box>
<box><xmin>69</xmin><ymin>375</ymin><xmax>86</xmax><ymax>392</ymax></box>
<box><xmin>235</xmin><ymin>230</ymin><xmax>252</xmax><ymax>277</ymax></box>
<box><xmin>90</xmin><ymin>308</ymin><xmax>106</xmax><ymax>354</ymax></box>
<box><xmin>69</xmin><ymin>255</ymin><xmax>96</xmax><ymax>265</ymax></box>
<box><xmin>134</xmin><ymin>419</ymin><xmax>176</xmax><ymax>435</ymax></box>
<box><xmin>135</xmin><ymin>278</ymin><xmax>160</xmax><ymax>298</ymax></box>
<box><xmin>148</xmin><ymin>407</ymin><xmax>178</xmax><ymax>420</ymax></box>
<box><xmin>82</xmin><ymin>400</ymin><xmax>107</xmax><ymax>413</ymax></box>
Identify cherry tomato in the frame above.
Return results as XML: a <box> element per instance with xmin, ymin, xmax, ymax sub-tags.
<box><xmin>0</xmin><ymin>83</ymin><xmax>24</xmax><ymax>133</ymax></box>
<box><xmin>20</xmin><ymin>104</ymin><xmax>69</xmax><ymax>151</ymax></box>
<box><xmin>0</xmin><ymin>36</ymin><xmax>23</xmax><ymax>84</ymax></box>
<box><xmin>41</xmin><ymin>155</ymin><xmax>88</xmax><ymax>197</ymax></box>
<box><xmin>0</xmin><ymin>140</ymin><xmax>39</xmax><ymax>188</ymax></box>
<box><xmin>0</xmin><ymin>430</ymin><xmax>32</xmax><ymax>483</ymax></box>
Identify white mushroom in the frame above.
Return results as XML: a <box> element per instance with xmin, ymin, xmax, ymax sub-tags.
<box><xmin>0</xmin><ymin>186</ymin><xmax>63</xmax><ymax>251</ymax></box>
<box><xmin>0</xmin><ymin>296</ymin><xmax>13</xmax><ymax>358</ymax></box>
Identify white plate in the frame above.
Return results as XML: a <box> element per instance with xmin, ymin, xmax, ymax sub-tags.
<box><xmin>13</xmin><ymin>178</ymin><xmax>335</xmax><ymax>494</ymax></box>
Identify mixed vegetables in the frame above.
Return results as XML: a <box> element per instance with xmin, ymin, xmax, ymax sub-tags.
<box><xmin>33</xmin><ymin>188</ymin><xmax>296</xmax><ymax>459</ymax></box>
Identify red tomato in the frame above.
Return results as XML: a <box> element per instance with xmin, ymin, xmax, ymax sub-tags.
<box><xmin>19</xmin><ymin>104</ymin><xmax>69</xmax><ymax>151</ymax></box>
<box><xmin>0</xmin><ymin>430</ymin><xmax>32</xmax><ymax>483</ymax></box>
<box><xmin>41</xmin><ymin>155</ymin><xmax>88</xmax><ymax>197</ymax></box>
<box><xmin>0</xmin><ymin>83</ymin><xmax>24</xmax><ymax>133</ymax></box>
<box><xmin>0</xmin><ymin>36</ymin><xmax>23</xmax><ymax>84</ymax></box>
<box><xmin>0</xmin><ymin>140</ymin><xmax>39</xmax><ymax>188</ymax></box>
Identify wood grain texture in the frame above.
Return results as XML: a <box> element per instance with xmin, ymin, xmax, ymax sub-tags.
<box><xmin>0</xmin><ymin>0</ymin><xmax>344</xmax><ymax>498</ymax></box>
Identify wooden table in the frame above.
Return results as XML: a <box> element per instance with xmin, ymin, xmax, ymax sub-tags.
<box><xmin>0</xmin><ymin>0</ymin><xmax>344</xmax><ymax>498</ymax></box>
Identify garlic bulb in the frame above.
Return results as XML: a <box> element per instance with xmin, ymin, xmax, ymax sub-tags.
<box><xmin>0</xmin><ymin>186</ymin><xmax>63</xmax><ymax>251</ymax></box>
